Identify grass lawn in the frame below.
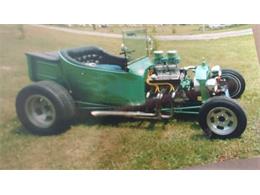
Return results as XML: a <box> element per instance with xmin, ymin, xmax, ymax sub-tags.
<box><xmin>0</xmin><ymin>25</ymin><xmax>259</xmax><ymax>169</ymax></box>
<box><xmin>60</xmin><ymin>24</ymin><xmax>252</xmax><ymax>35</ymax></box>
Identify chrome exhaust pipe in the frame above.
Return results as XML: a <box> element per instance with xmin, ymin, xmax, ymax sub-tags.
<box><xmin>91</xmin><ymin>111</ymin><xmax>156</xmax><ymax>117</ymax></box>
<box><xmin>91</xmin><ymin>111</ymin><xmax>171</xmax><ymax>119</ymax></box>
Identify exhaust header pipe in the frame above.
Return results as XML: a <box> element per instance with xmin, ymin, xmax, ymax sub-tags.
<box><xmin>90</xmin><ymin>111</ymin><xmax>171</xmax><ymax>119</ymax></box>
<box><xmin>91</xmin><ymin>111</ymin><xmax>156</xmax><ymax>117</ymax></box>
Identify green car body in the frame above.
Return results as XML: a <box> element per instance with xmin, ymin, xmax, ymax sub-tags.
<box><xmin>26</xmin><ymin>29</ymin><xmax>155</xmax><ymax>110</ymax></box>
<box><xmin>26</xmin><ymin>52</ymin><xmax>153</xmax><ymax>109</ymax></box>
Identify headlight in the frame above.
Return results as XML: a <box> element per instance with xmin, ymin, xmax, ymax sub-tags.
<box><xmin>206</xmin><ymin>78</ymin><xmax>217</xmax><ymax>91</ymax></box>
<box><xmin>211</xmin><ymin>65</ymin><xmax>222</xmax><ymax>77</ymax></box>
<box><xmin>193</xmin><ymin>79</ymin><xmax>200</xmax><ymax>91</ymax></box>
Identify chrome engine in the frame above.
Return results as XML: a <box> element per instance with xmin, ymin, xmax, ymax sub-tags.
<box><xmin>146</xmin><ymin>50</ymin><xmax>224</xmax><ymax>103</ymax></box>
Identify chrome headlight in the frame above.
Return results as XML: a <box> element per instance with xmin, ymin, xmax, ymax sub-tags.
<box><xmin>211</xmin><ymin>65</ymin><xmax>222</xmax><ymax>77</ymax></box>
<box><xmin>206</xmin><ymin>78</ymin><xmax>217</xmax><ymax>91</ymax></box>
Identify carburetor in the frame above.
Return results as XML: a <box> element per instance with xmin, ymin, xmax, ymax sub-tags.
<box><xmin>152</xmin><ymin>50</ymin><xmax>181</xmax><ymax>81</ymax></box>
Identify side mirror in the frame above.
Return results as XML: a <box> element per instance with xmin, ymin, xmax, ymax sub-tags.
<box><xmin>121</xmin><ymin>43</ymin><xmax>126</xmax><ymax>52</ymax></box>
<box><xmin>120</xmin><ymin>44</ymin><xmax>129</xmax><ymax>68</ymax></box>
<box><xmin>120</xmin><ymin>44</ymin><xmax>127</xmax><ymax>55</ymax></box>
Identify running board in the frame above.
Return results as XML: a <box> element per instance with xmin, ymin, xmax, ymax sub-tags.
<box><xmin>90</xmin><ymin>111</ymin><xmax>171</xmax><ymax>119</ymax></box>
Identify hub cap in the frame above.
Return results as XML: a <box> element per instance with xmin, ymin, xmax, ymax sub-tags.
<box><xmin>25</xmin><ymin>95</ymin><xmax>56</xmax><ymax>128</ymax></box>
<box><xmin>206</xmin><ymin>107</ymin><xmax>238</xmax><ymax>135</ymax></box>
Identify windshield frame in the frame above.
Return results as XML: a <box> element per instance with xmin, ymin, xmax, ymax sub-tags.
<box><xmin>122</xmin><ymin>29</ymin><xmax>149</xmax><ymax>64</ymax></box>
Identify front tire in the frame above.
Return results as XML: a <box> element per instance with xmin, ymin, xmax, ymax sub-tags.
<box><xmin>16</xmin><ymin>81</ymin><xmax>75</xmax><ymax>135</ymax></box>
<box><xmin>222</xmin><ymin>69</ymin><xmax>245</xmax><ymax>98</ymax></box>
<box><xmin>199</xmin><ymin>96</ymin><xmax>247</xmax><ymax>139</ymax></box>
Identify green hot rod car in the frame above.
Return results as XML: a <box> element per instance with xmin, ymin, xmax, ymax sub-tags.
<box><xmin>16</xmin><ymin>29</ymin><xmax>246</xmax><ymax>138</ymax></box>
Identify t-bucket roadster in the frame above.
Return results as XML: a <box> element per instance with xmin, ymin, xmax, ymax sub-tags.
<box><xmin>16</xmin><ymin>29</ymin><xmax>247</xmax><ymax>138</ymax></box>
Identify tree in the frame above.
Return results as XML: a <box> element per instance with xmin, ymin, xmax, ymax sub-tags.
<box><xmin>17</xmin><ymin>24</ymin><xmax>25</xmax><ymax>39</ymax></box>
<box><xmin>92</xmin><ymin>24</ymin><xmax>96</xmax><ymax>31</ymax></box>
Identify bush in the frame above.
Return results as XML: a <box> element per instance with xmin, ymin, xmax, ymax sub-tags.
<box><xmin>152</xmin><ymin>26</ymin><xmax>157</xmax><ymax>34</ymax></box>
<box><xmin>92</xmin><ymin>24</ymin><xmax>96</xmax><ymax>31</ymax></box>
<box><xmin>172</xmin><ymin>27</ymin><xmax>176</xmax><ymax>34</ymax></box>
<box><xmin>17</xmin><ymin>25</ymin><xmax>25</xmax><ymax>40</ymax></box>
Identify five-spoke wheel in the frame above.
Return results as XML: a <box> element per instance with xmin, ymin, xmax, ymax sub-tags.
<box><xmin>199</xmin><ymin>96</ymin><xmax>247</xmax><ymax>139</ymax></box>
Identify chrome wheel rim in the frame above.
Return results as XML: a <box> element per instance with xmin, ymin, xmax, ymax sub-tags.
<box><xmin>25</xmin><ymin>95</ymin><xmax>56</xmax><ymax>128</ymax></box>
<box><xmin>206</xmin><ymin>107</ymin><xmax>238</xmax><ymax>135</ymax></box>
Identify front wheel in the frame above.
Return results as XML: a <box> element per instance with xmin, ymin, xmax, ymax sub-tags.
<box><xmin>199</xmin><ymin>96</ymin><xmax>247</xmax><ymax>139</ymax></box>
<box><xmin>222</xmin><ymin>69</ymin><xmax>245</xmax><ymax>98</ymax></box>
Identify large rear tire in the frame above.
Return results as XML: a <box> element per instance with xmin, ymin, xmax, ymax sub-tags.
<box><xmin>16</xmin><ymin>81</ymin><xmax>75</xmax><ymax>135</ymax></box>
<box><xmin>199</xmin><ymin>96</ymin><xmax>247</xmax><ymax>139</ymax></box>
<box><xmin>222</xmin><ymin>69</ymin><xmax>245</xmax><ymax>99</ymax></box>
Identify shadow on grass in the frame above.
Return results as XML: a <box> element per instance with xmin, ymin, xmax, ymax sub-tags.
<box><xmin>10</xmin><ymin>112</ymin><xmax>202</xmax><ymax>137</ymax></box>
<box><xmin>72</xmin><ymin>111</ymin><xmax>200</xmax><ymax>132</ymax></box>
<box><xmin>10</xmin><ymin>124</ymin><xmax>71</xmax><ymax>137</ymax></box>
<box><xmin>9</xmin><ymin>124</ymin><xmax>32</xmax><ymax>136</ymax></box>
<box><xmin>8</xmin><ymin>118</ymin><xmax>71</xmax><ymax>136</ymax></box>
<box><xmin>190</xmin><ymin>133</ymin><xmax>209</xmax><ymax>141</ymax></box>
<box><xmin>75</xmin><ymin>114</ymin><xmax>160</xmax><ymax>131</ymax></box>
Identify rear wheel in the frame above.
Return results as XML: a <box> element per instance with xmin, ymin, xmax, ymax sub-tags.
<box><xmin>222</xmin><ymin>69</ymin><xmax>245</xmax><ymax>98</ymax></box>
<box><xmin>16</xmin><ymin>81</ymin><xmax>75</xmax><ymax>135</ymax></box>
<box><xmin>199</xmin><ymin>96</ymin><xmax>247</xmax><ymax>139</ymax></box>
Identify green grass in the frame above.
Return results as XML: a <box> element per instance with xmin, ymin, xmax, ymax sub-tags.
<box><xmin>62</xmin><ymin>24</ymin><xmax>252</xmax><ymax>35</ymax></box>
<box><xmin>0</xmin><ymin>25</ymin><xmax>259</xmax><ymax>169</ymax></box>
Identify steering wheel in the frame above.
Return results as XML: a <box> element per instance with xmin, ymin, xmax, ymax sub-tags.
<box><xmin>120</xmin><ymin>49</ymin><xmax>135</xmax><ymax>56</ymax></box>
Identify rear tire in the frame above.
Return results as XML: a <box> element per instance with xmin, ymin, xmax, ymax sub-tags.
<box><xmin>16</xmin><ymin>81</ymin><xmax>75</xmax><ymax>135</ymax></box>
<box><xmin>222</xmin><ymin>69</ymin><xmax>245</xmax><ymax>98</ymax></box>
<box><xmin>199</xmin><ymin>96</ymin><xmax>247</xmax><ymax>139</ymax></box>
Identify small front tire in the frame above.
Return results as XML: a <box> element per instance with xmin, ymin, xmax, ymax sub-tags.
<box><xmin>199</xmin><ymin>96</ymin><xmax>247</xmax><ymax>139</ymax></box>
